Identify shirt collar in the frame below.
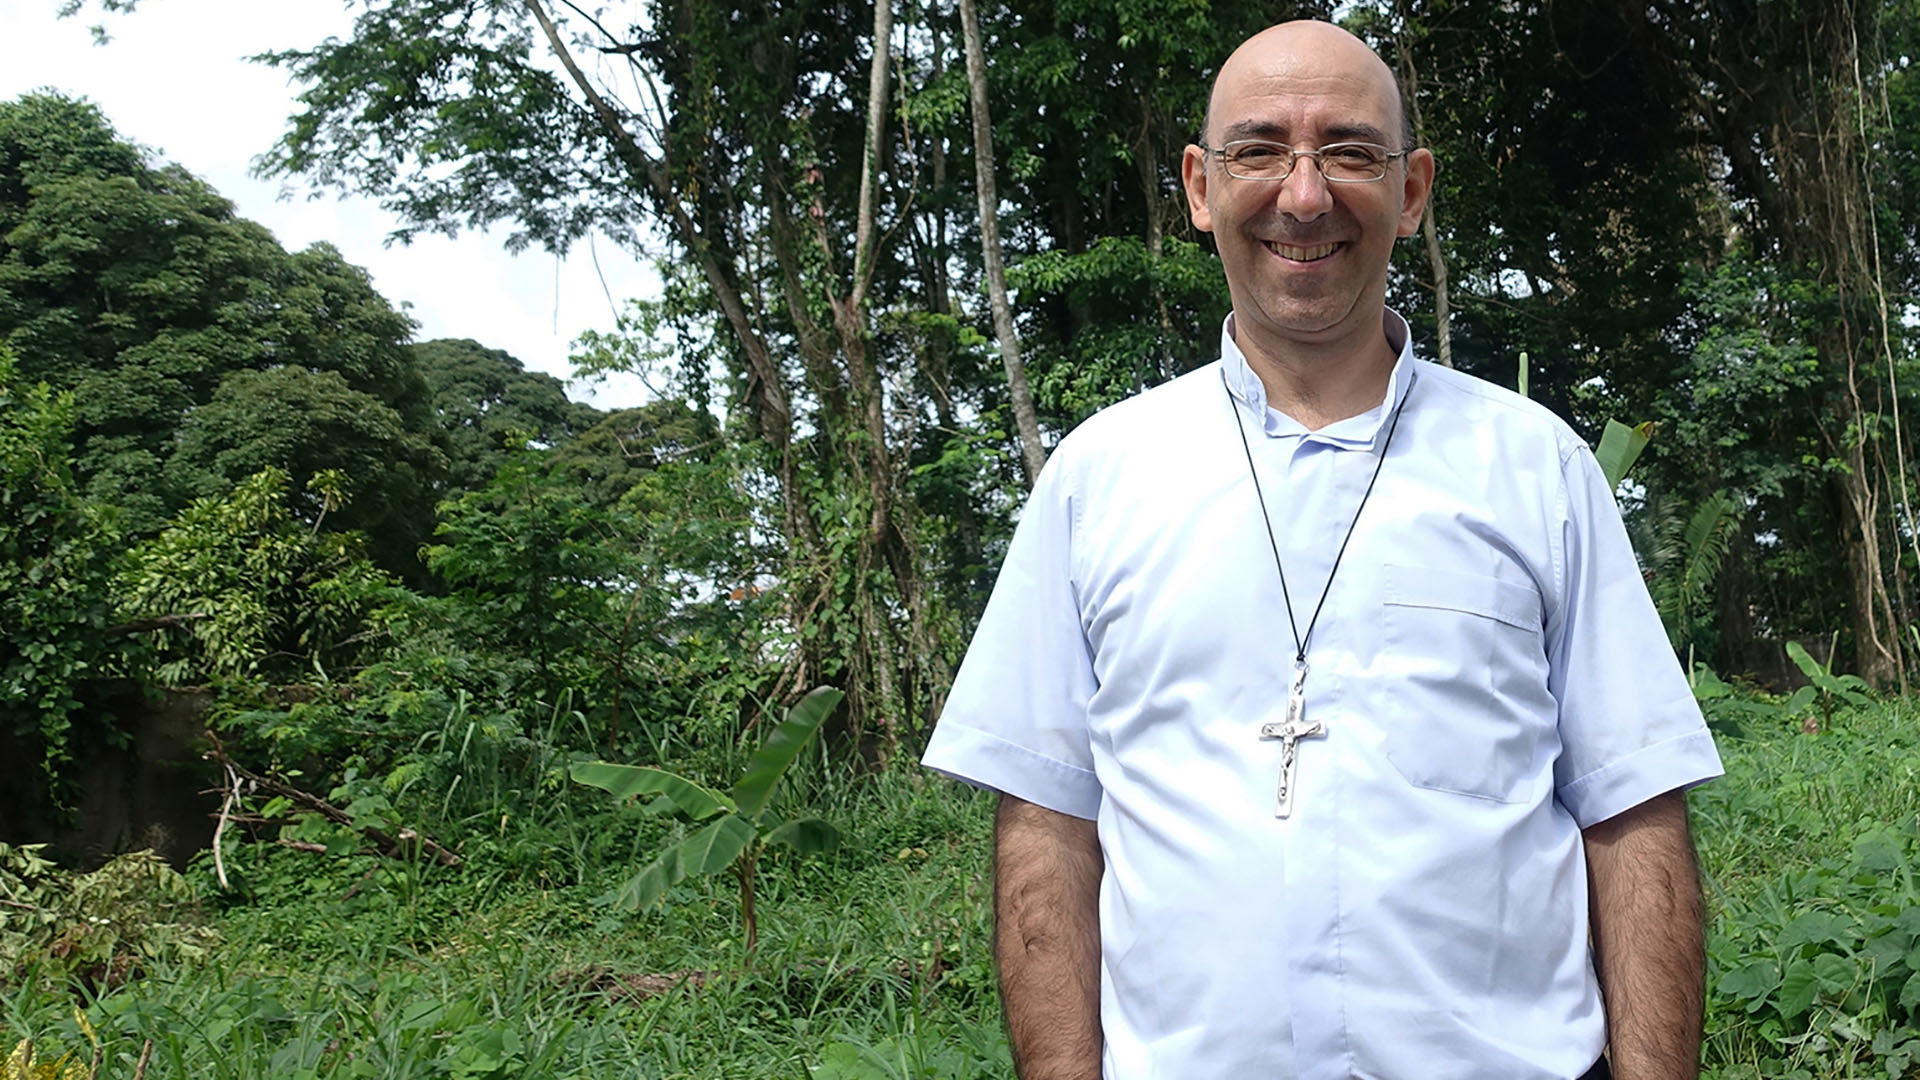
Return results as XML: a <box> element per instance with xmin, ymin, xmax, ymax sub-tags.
<box><xmin>1220</xmin><ymin>307</ymin><xmax>1418</xmax><ymax>448</ymax></box>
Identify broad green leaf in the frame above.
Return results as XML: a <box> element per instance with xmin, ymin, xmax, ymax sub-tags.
<box><xmin>732</xmin><ymin>686</ymin><xmax>844</xmax><ymax>819</ymax></box>
<box><xmin>765</xmin><ymin>817</ymin><xmax>841</xmax><ymax>854</ymax></box>
<box><xmin>1809</xmin><ymin>952</ymin><xmax>1855</xmax><ymax>995</ymax></box>
<box><xmin>569</xmin><ymin>762</ymin><xmax>735</xmax><ymax>819</ymax></box>
<box><xmin>1595</xmin><ymin>419</ymin><xmax>1653</xmax><ymax>490</ymax></box>
<box><xmin>1715</xmin><ymin>960</ymin><xmax>1779</xmax><ymax>1007</ymax></box>
<box><xmin>1902</xmin><ymin>970</ymin><xmax>1920</xmax><ymax>1010</ymax></box>
<box><xmin>1779</xmin><ymin>911</ymin><xmax>1852</xmax><ymax>951</ymax></box>
<box><xmin>1778</xmin><ymin>958</ymin><xmax>1819</xmax><ymax>1019</ymax></box>
<box><xmin>602</xmin><ymin>814</ymin><xmax>755</xmax><ymax>911</ymax></box>
<box><xmin>1783</xmin><ymin>640</ymin><xmax>1823</xmax><ymax>681</ymax></box>
<box><xmin>1782</xmin><ymin>686</ymin><xmax>1818</xmax><ymax>718</ymax></box>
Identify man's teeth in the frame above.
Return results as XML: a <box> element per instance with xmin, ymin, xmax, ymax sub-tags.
<box><xmin>1266</xmin><ymin>241</ymin><xmax>1338</xmax><ymax>261</ymax></box>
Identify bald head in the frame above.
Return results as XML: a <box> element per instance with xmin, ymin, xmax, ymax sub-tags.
<box><xmin>1201</xmin><ymin>22</ymin><xmax>1413</xmax><ymax>149</ymax></box>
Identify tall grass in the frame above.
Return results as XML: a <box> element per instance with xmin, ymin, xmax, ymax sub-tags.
<box><xmin>9</xmin><ymin>700</ymin><xmax>1914</xmax><ymax>1078</ymax></box>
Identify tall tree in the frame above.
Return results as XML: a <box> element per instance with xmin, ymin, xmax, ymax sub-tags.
<box><xmin>413</xmin><ymin>338</ymin><xmax>602</xmax><ymax>498</ymax></box>
<box><xmin>0</xmin><ymin>93</ymin><xmax>443</xmax><ymax>568</ymax></box>
<box><xmin>959</xmin><ymin>0</ymin><xmax>1046</xmax><ymax>485</ymax></box>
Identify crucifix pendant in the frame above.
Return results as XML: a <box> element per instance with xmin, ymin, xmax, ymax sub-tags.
<box><xmin>1259</xmin><ymin>661</ymin><xmax>1325</xmax><ymax>818</ymax></box>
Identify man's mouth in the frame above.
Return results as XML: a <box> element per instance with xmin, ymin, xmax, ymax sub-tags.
<box><xmin>1263</xmin><ymin>240</ymin><xmax>1340</xmax><ymax>262</ymax></box>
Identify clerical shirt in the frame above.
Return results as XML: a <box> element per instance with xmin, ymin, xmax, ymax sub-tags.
<box><xmin>921</xmin><ymin>311</ymin><xmax>1724</xmax><ymax>1080</ymax></box>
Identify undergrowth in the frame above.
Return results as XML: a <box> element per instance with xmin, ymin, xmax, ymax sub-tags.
<box><xmin>3</xmin><ymin>699</ymin><xmax>1915</xmax><ymax>1078</ymax></box>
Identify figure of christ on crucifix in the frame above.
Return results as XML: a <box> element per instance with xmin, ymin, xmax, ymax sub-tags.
<box><xmin>923</xmin><ymin>18</ymin><xmax>1722</xmax><ymax>1080</ymax></box>
<box><xmin>1260</xmin><ymin>662</ymin><xmax>1322</xmax><ymax>818</ymax></box>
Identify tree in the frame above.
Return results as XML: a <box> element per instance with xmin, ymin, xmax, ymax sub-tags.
<box><xmin>0</xmin><ymin>93</ymin><xmax>442</xmax><ymax>568</ymax></box>
<box><xmin>166</xmin><ymin>367</ymin><xmax>447</xmax><ymax>582</ymax></box>
<box><xmin>115</xmin><ymin>467</ymin><xmax>396</xmax><ymax>687</ymax></box>
<box><xmin>959</xmin><ymin>0</ymin><xmax>1045</xmax><ymax>486</ymax></box>
<box><xmin>413</xmin><ymin>338</ymin><xmax>602</xmax><ymax>497</ymax></box>
<box><xmin>0</xmin><ymin>345</ymin><xmax>120</xmax><ymax>796</ymax></box>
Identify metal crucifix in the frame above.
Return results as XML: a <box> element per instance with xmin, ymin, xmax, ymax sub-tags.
<box><xmin>1260</xmin><ymin>661</ymin><xmax>1325</xmax><ymax>818</ymax></box>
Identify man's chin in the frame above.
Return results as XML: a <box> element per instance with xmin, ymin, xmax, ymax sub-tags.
<box><xmin>1242</xmin><ymin>299</ymin><xmax>1369</xmax><ymax>343</ymax></box>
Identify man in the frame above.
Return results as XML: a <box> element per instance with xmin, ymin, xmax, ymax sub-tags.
<box><xmin>920</xmin><ymin>19</ymin><xmax>1724</xmax><ymax>1080</ymax></box>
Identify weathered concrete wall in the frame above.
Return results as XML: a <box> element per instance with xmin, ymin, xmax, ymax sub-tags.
<box><xmin>0</xmin><ymin>681</ymin><xmax>217</xmax><ymax>869</ymax></box>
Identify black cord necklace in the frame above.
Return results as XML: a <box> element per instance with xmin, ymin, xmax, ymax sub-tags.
<box><xmin>1224</xmin><ymin>366</ymin><xmax>1408</xmax><ymax>817</ymax></box>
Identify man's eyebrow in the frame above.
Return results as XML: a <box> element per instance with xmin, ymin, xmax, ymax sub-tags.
<box><xmin>1217</xmin><ymin>120</ymin><xmax>1392</xmax><ymax>144</ymax></box>
<box><xmin>1324</xmin><ymin>122</ymin><xmax>1390</xmax><ymax>144</ymax></box>
<box><xmin>1218</xmin><ymin>119</ymin><xmax>1288</xmax><ymax>142</ymax></box>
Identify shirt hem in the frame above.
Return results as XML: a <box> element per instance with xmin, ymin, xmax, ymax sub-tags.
<box><xmin>1558</xmin><ymin>727</ymin><xmax>1724</xmax><ymax>827</ymax></box>
<box><xmin>920</xmin><ymin>719</ymin><xmax>1102</xmax><ymax>820</ymax></box>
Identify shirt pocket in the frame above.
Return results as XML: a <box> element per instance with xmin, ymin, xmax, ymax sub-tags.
<box><xmin>1376</xmin><ymin>564</ymin><xmax>1550</xmax><ymax>802</ymax></box>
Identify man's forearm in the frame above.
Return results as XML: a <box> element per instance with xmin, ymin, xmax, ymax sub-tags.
<box><xmin>994</xmin><ymin>794</ymin><xmax>1103</xmax><ymax>1080</ymax></box>
<box><xmin>1583</xmin><ymin>790</ymin><xmax>1706</xmax><ymax>1080</ymax></box>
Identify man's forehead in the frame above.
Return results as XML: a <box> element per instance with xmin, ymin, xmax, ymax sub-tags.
<box><xmin>1207</xmin><ymin>23</ymin><xmax>1399</xmax><ymax>136</ymax></box>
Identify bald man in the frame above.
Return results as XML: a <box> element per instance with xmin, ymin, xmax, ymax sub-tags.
<box><xmin>922</xmin><ymin>21</ymin><xmax>1721</xmax><ymax>1080</ymax></box>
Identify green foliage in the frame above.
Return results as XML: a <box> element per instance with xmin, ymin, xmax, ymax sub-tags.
<box><xmin>412</xmin><ymin>338</ymin><xmax>602</xmax><ymax>499</ymax></box>
<box><xmin>813</xmin><ymin>1025</ymin><xmax>1013</xmax><ymax>1079</ymax></box>
<box><xmin>167</xmin><ymin>367</ymin><xmax>447</xmax><ymax>583</ymax></box>
<box><xmin>115</xmin><ymin>468</ymin><xmax>396</xmax><ymax>686</ymax></box>
<box><xmin>1693</xmin><ymin>697</ymin><xmax>1920</xmax><ymax>1077</ymax></box>
<box><xmin>425</xmin><ymin>423</ymin><xmax>769</xmax><ymax>757</ymax></box>
<box><xmin>1783</xmin><ymin>639</ymin><xmax>1875</xmax><ymax>731</ymax></box>
<box><xmin>1688</xmin><ymin>664</ymin><xmax>1775</xmax><ymax>740</ymax></box>
<box><xmin>570</xmin><ymin>687</ymin><xmax>846</xmax><ymax>951</ymax></box>
<box><xmin>1008</xmin><ymin>236</ymin><xmax>1229</xmax><ymax>420</ymax></box>
<box><xmin>0</xmin><ymin>92</ymin><xmax>438</xmax><ymax>564</ymax></box>
<box><xmin>0</xmin><ymin>347</ymin><xmax>121</xmax><ymax>791</ymax></box>
<box><xmin>2</xmin><ymin>1026</ymin><xmax>97</xmax><ymax>1080</ymax></box>
<box><xmin>1708</xmin><ymin>822</ymin><xmax>1920</xmax><ymax>1076</ymax></box>
<box><xmin>0</xmin><ymin>842</ymin><xmax>217</xmax><ymax>993</ymax></box>
<box><xmin>1596</xmin><ymin>419</ymin><xmax>1654</xmax><ymax>492</ymax></box>
<box><xmin>1631</xmin><ymin>490</ymin><xmax>1745</xmax><ymax>654</ymax></box>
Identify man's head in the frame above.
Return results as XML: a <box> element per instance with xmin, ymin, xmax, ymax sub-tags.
<box><xmin>1181</xmin><ymin>21</ymin><xmax>1433</xmax><ymax>358</ymax></box>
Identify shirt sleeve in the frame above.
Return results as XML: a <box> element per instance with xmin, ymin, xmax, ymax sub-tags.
<box><xmin>1546</xmin><ymin>444</ymin><xmax>1724</xmax><ymax>828</ymax></box>
<box><xmin>920</xmin><ymin>449</ymin><xmax>1102</xmax><ymax>820</ymax></box>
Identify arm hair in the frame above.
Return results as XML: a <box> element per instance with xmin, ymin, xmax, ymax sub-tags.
<box><xmin>1582</xmin><ymin>789</ymin><xmax>1707</xmax><ymax>1080</ymax></box>
<box><xmin>994</xmin><ymin>793</ymin><xmax>1103</xmax><ymax>1080</ymax></box>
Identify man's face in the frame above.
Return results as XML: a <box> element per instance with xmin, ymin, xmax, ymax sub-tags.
<box><xmin>1181</xmin><ymin>26</ymin><xmax>1433</xmax><ymax>351</ymax></box>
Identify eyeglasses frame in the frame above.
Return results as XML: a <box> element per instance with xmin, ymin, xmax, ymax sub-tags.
<box><xmin>1196</xmin><ymin>140</ymin><xmax>1415</xmax><ymax>184</ymax></box>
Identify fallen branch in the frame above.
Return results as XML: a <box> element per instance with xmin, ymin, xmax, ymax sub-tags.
<box><xmin>211</xmin><ymin>763</ymin><xmax>240</xmax><ymax>890</ymax></box>
<box><xmin>204</xmin><ymin>741</ymin><xmax>461</xmax><ymax>867</ymax></box>
<box><xmin>277</xmin><ymin>839</ymin><xmax>329</xmax><ymax>854</ymax></box>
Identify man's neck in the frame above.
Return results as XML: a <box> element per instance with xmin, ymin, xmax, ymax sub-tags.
<box><xmin>1235</xmin><ymin>317</ymin><xmax>1398</xmax><ymax>432</ymax></box>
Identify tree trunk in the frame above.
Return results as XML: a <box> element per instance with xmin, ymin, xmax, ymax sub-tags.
<box><xmin>960</xmin><ymin>0</ymin><xmax>1048</xmax><ymax>487</ymax></box>
<box><xmin>1394</xmin><ymin>19</ymin><xmax>1451</xmax><ymax>369</ymax></box>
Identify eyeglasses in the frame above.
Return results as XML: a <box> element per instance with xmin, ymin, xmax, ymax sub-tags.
<box><xmin>1198</xmin><ymin>140</ymin><xmax>1411</xmax><ymax>183</ymax></box>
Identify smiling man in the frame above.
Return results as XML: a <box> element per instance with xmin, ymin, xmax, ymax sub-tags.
<box><xmin>922</xmin><ymin>20</ymin><xmax>1722</xmax><ymax>1080</ymax></box>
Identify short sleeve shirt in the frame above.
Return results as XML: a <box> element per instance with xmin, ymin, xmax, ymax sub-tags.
<box><xmin>921</xmin><ymin>311</ymin><xmax>1723</xmax><ymax>1080</ymax></box>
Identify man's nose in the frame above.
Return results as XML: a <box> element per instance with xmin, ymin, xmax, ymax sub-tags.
<box><xmin>1274</xmin><ymin>156</ymin><xmax>1333</xmax><ymax>222</ymax></box>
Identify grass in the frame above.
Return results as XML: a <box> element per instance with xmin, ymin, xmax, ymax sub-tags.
<box><xmin>3</xmin><ymin>768</ymin><xmax>1006</xmax><ymax>1079</ymax></box>
<box><xmin>5</xmin><ymin>700</ymin><xmax>1919</xmax><ymax>1078</ymax></box>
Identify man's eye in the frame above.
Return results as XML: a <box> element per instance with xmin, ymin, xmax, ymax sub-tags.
<box><xmin>1327</xmin><ymin>146</ymin><xmax>1381</xmax><ymax>164</ymax></box>
<box><xmin>1233</xmin><ymin>145</ymin><xmax>1284</xmax><ymax>162</ymax></box>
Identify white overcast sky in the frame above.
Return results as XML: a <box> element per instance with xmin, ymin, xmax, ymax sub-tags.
<box><xmin>0</xmin><ymin>0</ymin><xmax>660</xmax><ymax>409</ymax></box>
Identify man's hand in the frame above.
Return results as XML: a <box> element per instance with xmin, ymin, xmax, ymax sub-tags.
<box><xmin>994</xmin><ymin>793</ymin><xmax>1103</xmax><ymax>1080</ymax></box>
<box><xmin>1583</xmin><ymin>789</ymin><xmax>1706</xmax><ymax>1080</ymax></box>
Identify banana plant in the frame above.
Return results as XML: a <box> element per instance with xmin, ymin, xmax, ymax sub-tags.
<box><xmin>1596</xmin><ymin>419</ymin><xmax>1655</xmax><ymax>491</ymax></box>
<box><xmin>1782</xmin><ymin>638</ymin><xmax>1871</xmax><ymax>733</ymax></box>
<box><xmin>569</xmin><ymin>686</ymin><xmax>844</xmax><ymax>953</ymax></box>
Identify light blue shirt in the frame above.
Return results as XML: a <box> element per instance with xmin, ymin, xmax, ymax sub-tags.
<box><xmin>922</xmin><ymin>311</ymin><xmax>1723</xmax><ymax>1080</ymax></box>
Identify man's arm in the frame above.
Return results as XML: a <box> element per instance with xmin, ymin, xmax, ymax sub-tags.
<box><xmin>1582</xmin><ymin>789</ymin><xmax>1706</xmax><ymax>1080</ymax></box>
<box><xmin>995</xmin><ymin>793</ymin><xmax>1102</xmax><ymax>1080</ymax></box>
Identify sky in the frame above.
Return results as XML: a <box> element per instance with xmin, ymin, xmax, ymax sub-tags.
<box><xmin>0</xmin><ymin>0</ymin><xmax>661</xmax><ymax>409</ymax></box>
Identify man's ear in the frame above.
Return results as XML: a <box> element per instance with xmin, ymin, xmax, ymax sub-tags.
<box><xmin>1397</xmin><ymin>148</ymin><xmax>1435</xmax><ymax>238</ymax></box>
<box><xmin>1182</xmin><ymin>144</ymin><xmax>1215</xmax><ymax>234</ymax></box>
